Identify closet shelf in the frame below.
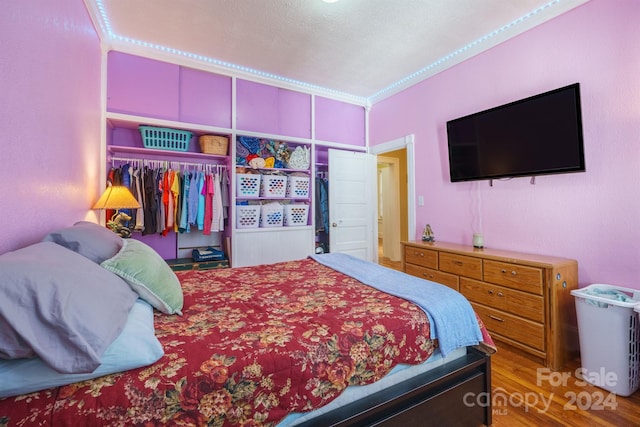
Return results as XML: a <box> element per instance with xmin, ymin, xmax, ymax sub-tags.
<box><xmin>235</xmin><ymin>166</ymin><xmax>310</xmax><ymax>174</ymax></box>
<box><xmin>236</xmin><ymin>197</ymin><xmax>311</xmax><ymax>202</ymax></box>
<box><xmin>108</xmin><ymin>145</ymin><xmax>228</xmax><ymax>162</ymax></box>
<box><xmin>106</xmin><ymin>112</ymin><xmax>231</xmax><ymax>136</ymax></box>
<box><xmin>235</xmin><ymin>226</ymin><xmax>313</xmax><ymax>234</ymax></box>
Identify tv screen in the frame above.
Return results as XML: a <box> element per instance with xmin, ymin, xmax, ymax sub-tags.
<box><xmin>446</xmin><ymin>83</ymin><xmax>585</xmax><ymax>182</ymax></box>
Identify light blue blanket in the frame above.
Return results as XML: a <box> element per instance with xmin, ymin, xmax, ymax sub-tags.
<box><xmin>310</xmin><ymin>253</ymin><xmax>482</xmax><ymax>357</ymax></box>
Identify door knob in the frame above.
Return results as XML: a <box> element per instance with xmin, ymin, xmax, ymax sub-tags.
<box><xmin>332</xmin><ymin>222</ymin><xmax>338</xmax><ymax>227</ymax></box>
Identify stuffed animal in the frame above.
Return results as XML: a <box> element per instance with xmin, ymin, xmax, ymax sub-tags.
<box><xmin>107</xmin><ymin>212</ymin><xmax>133</xmax><ymax>238</ymax></box>
<box><xmin>275</xmin><ymin>142</ymin><xmax>290</xmax><ymax>166</ymax></box>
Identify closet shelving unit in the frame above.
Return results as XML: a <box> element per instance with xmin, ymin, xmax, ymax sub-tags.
<box><xmin>106</xmin><ymin>112</ymin><xmax>231</xmax><ymax>163</ymax></box>
<box><xmin>105</xmin><ymin>112</ymin><xmax>232</xmax><ymax>261</ymax></box>
<box><xmin>103</xmin><ymin>51</ymin><xmax>367</xmax><ymax>267</ymax></box>
<box><xmin>232</xmin><ymin>133</ymin><xmax>314</xmax><ymax>267</ymax></box>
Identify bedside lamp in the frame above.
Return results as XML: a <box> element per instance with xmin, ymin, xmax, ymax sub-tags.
<box><xmin>92</xmin><ymin>185</ymin><xmax>141</xmax><ymax>238</ymax></box>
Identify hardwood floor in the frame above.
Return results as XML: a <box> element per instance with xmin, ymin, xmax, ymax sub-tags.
<box><xmin>490</xmin><ymin>343</ymin><xmax>640</xmax><ymax>426</ymax></box>
<box><xmin>380</xmin><ymin>243</ymin><xmax>640</xmax><ymax>426</ymax></box>
<box><xmin>378</xmin><ymin>239</ymin><xmax>402</xmax><ymax>271</ymax></box>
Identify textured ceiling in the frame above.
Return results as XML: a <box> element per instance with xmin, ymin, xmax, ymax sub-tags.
<box><xmin>87</xmin><ymin>0</ymin><xmax>589</xmax><ymax>104</ymax></box>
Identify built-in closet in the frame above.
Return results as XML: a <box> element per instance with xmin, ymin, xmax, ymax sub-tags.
<box><xmin>103</xmin><ymin>50</ymin><xmax>370</xmax><ymax>267</ymax></box>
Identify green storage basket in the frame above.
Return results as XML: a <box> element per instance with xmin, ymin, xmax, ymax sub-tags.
<box><xmin>139</xmin><ymin>125</ymin><xmax>192</xmax><ymax>152</ymax></box>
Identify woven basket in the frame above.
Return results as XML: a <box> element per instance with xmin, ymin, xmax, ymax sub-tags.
<box><xmin>199</xmin><ymin>135</ymin><xmax>229</xmax><ymax>155</ymax></box>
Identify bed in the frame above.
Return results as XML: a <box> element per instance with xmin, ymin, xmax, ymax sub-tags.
<box><xmin>0</xmin><ymin>222</ymin><xmax>494</xmax><ymax>426</ymax></box>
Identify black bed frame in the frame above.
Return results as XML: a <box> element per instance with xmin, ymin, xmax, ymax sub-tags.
<box><xmin>300</xmin><ymin>347</ymin><xmax>492</xmax><ymax>427</ymax></box>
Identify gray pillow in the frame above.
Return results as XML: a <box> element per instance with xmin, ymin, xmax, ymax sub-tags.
<box><xmin>0</xmin><ymin>242</ymin><xmax>138</xmax><ymax>374</ymax></box>
<box><xmin>42</xmin><ymin>221</ymin><xmax>123</xmax><ymax>264</ymax></box>
<box><xmin>101</xmin><ymin>239</ymin><xmax>184</xmax><ymax>315</ymax></box>
<box><xmin>0</xmin><ymin>299</ymin><xmax>164</xmax><ymax>398</ymax></box>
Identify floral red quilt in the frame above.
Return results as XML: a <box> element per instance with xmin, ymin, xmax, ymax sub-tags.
<box><xmin>0</xmin><ymin>257</ymin><xmax>491</xmax><ymax>426</ymax></box>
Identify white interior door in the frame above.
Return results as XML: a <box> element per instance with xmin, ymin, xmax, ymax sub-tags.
<box><xmin>328</xmin><ymin>149</ymin><xmax>377</xmax><ymax>262</ymax></box>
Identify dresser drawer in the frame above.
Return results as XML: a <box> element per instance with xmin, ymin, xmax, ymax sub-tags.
<box><xmin>472</xmin><ymin>303</ymin><xmax>545</xmax><ymax>351</ymax></box>
<box><xmin>439</xmin><ymin>252</ymin><xmax>482</xmax><ymax>280</ymax></box>
<box><xmin>404</xmin><ymin>246</ymin><xmax>438</xmax><ymax>269</ymax></box>
<box><xmin>404</xmin><ymin>264</ymin><xmax>459</xmax><ymax>291</ymax></box>
<box><xmin>483</xmin><ymin>260</ymin><xmax>543</xmax><ymax>295</ymax></box>
<box><xmin>460</xmin><ymin>278</ymin><xmax>544</xmax><ymax>323</ymax></box>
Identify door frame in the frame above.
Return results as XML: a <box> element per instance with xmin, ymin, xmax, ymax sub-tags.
<box><xmin>370</xmin><ymin>134</ymin><xmax>416</xmax><ymax>243</ymax></box>
<box><xmin>377</xmin><ymin>156</ymin><xmax>401</xmax><ymax>261</ymax></box>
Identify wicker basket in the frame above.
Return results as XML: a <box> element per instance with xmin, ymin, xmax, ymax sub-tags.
<box><xmin>199</xmin><ymin>135</ymin><xmax>229</xmax><ymax>155</ymax></box>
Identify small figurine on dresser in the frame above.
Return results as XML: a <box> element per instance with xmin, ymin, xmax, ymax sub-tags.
<box><xmin>422</xmin><ymin>224</ymin><xmax>435</xmax><ymax>242</ymax></box>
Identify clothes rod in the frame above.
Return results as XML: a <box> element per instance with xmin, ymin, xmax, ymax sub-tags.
<box><xmin>110</xmin><ymin>156</ymin><xmax>227</xmax><ymax>170</ymax></box>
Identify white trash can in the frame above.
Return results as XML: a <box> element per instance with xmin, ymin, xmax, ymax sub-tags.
<box><xmin>571</xmin><ymin>284</ymin><xmax>640</xmax><ymax>396</ymax></box>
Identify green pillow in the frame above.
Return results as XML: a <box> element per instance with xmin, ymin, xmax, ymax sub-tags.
<box><xmin>101</xmin><ymin>239</ymin><xmax>183</xmax><ymax>315</ymax></box>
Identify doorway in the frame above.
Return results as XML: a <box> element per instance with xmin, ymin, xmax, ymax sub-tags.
<box><xmin>377</xmin><ymin>156</ymin><xmax>401</xmax><ymax>263</ymax></box>
<box><xmin>371</xmin><ymin>135</ymin><xmax>415</xmax><ymax>270</ymax></box>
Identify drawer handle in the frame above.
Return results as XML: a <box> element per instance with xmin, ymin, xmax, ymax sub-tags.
<box><xmin>489</xmin><ymin>315</ymin><xmax>505</xmax><ymax>323</ymax></box>
<box><xmin>488</xmin><ymin>290</ymin><xmax>493</xmax><ymax>295</ymax></box>
<box><xmin>414</xmin><ymin>252</ymin><xmax>424</xmax><ymax>257</ymax></box>
<box><xmin>423</xmin><ymin>273</ymin><xmax>434</xmax><ymax>279</ymax></box>
<box><xmin>453</xmin><ymin>260</ymin><xmax>463</xmax><ymax>266</ymax></box>
<box><xmin>501</xmin><ymin>269</ymin><xmax>517</xmax><ymax>276</ymax></box>
<box><xmin>497</xmin><ymin>292</ymin><xmax>504</xmax><ymax>297</ymax></box>
<box><xmin>487</xmin><ymin>290</ymin><xmax>504</xmax><ymax>297</ymax></box>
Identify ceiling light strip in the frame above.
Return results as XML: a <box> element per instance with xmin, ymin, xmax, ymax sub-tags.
<box><xmin>110</xmin><ymin>34</ymin><xmax>367</xmax><ymax>104</ymax></box>
<box><xmin>95</xmin><ymin>0</ymin><xmax>566</xmax><ymax>105</ymax></box>
<box><xmin>95</xmin><ymin>1</ymin><xmax>364</xmax><ymax>104</ymax></box>
<box><xmin>94</xmin><ymin>0</ymin><xmax>113</xmax><ymax>37</ymax></box>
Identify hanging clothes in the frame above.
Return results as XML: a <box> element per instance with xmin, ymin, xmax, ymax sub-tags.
<box><xmin>162</xmin><ymin>170</ymin><xmax>174</xmax><ymax>236</ymax></box>
<box><xmin>203</xmin><ymin>173</ymin><xmax>213</xmax><ymax>235</ymax></box>
<box><xmin>179</xmin><ymin>171</ymin><xmax>191</xmax><ymax>233</ymax></box>
<box><xmin>221</xmin><ymin>170</ymin><xmax>230</xmax><ymax>220</ymax></box>
<box><xmin>142</xmin><ymin>166</ymin><xmax>157</xmax><ymax>235</ymax></box>
<box><xmin>211</xmin><ymin>172</ymin><xmax>224</xmax><ymax>232</ymax></box>
<box><xmin>132</xmin><ymin>168</ymin><xmax>144</xmax><ymax>232</ymax></box>
<box><xmin>188</xmin><ymin>171</ymin><xmax>200</xmax><ymax>227</ymax></box>
<box><xmin>107</xmin><ymin>161</ymin><xmax>228</xmax><ymax>237</ymax></box>
<box><xmin>156</xmin><ymin>169</ymin><xmax>165</xmax><ymax>236</ymax></box>
<box><xmin>171</xmin><ymin>171</ymin><xmax>180</xmax><ymax>233</ymax></box>
<box><xmin>197</xmin><ymin>172</ymin><xmax>205</xmax><ymax>231</ymax></box>
<box><xmin>315</xmin><ymin>176</ymin><xmax>329</xmax><ymax>233</ymax></box>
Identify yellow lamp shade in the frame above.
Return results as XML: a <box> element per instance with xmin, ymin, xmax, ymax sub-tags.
<box><xmin>92</xmin><ymin>186</ymin><xmax>141</xmax><ymax>210</ymax></box>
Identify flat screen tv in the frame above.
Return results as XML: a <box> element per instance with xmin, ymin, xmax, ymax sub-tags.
<box><xmin>446</xmin><ymin>83</ymin><xmax>585</xmax><ymax>182</ymax></box>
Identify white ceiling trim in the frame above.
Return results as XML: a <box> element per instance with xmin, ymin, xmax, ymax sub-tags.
<box><xmin>83</xmin><ymin>0</ymin><xmax>370</xmax><ymax>106</ymax></box>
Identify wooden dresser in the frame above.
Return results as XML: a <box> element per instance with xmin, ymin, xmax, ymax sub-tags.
<box><xmin>402</xmin><ymin>240</ymin><xmax>578</xmax><ymax>370</ymax></box>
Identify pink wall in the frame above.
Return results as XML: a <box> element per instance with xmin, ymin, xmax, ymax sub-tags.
<box><xmin>1</xmin><ymin>1</ymin><xmax>101</xmax><ymax>254</ymax></box>
<box><xmin>370</xmin><ymin>0</ymin><xmax>640</xmax><ymax>289</ymax></box>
